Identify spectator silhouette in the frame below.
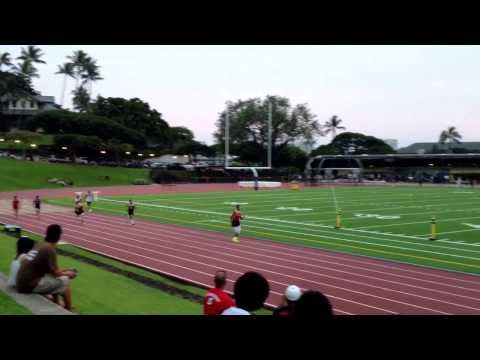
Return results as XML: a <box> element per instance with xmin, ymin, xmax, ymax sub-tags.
<box><xmin>272</xmin><ymin>285</ymin><xmax>302</xmax><ymax>317</ymax></box>
<box><xmin>222</xmin><ymin>272</ymin><xmax>270</xmax><ymax>315</ymax></box>
<box><xmin>16</xmin><ymin>224</ymin><xmax>77</xmax><ymax>311</ymax></box>
<box><xmin>7</xmin><ymin>236</ymin><xmax>35</xmax><ymax>288</ymax></box>
<box><xmin>294</xmin><ymin>291</ymin><xmax>333</xmax><ymax>319</ymax></box>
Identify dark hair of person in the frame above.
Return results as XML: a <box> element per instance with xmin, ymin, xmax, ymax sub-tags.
<box><xmin>234</xmin><ymin>271</ymin><xmax>270</xmax><ymax>312</ymax></box>
<box><xmin>294</xmin><ymin>291</ymin><xmax>333</xmax><ymax>319</ymax></box>
<box><xmin>16</xmin><ymin>236</ymin><xmax>35</xmax><ymax>259</ymax></box>
<box><xmin>214</xmin><ymin>270</ymin><xmax>227</xmax><ymax>288</ymax></box>
<box><xmin>45</xmin><ymin>224</ymin><xmax>62</xmax><ymax>244</ymax></box>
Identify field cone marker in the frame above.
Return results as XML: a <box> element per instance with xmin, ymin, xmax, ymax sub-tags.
<box><xmin>335</xmin><ymin>209</ymin><xmax>342</xmax><ymax>229</ymax></box>
<box><xmin>429</xmin><ymin>215</ymin><xmax>437</xmax><ymax>240</ymax></box>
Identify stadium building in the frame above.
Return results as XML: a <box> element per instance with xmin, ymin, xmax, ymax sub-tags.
<box><xmin>305</xmin><ymin>153</ymin><xmax>480</xmax><ymax>184</ymax></box>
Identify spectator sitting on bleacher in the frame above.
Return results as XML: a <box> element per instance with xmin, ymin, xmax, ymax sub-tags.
<box><xmin>294</xmin><ymin>290</ymin><xmax>333</xmax><ymax>319</ymax></box>
<box><xmin>16</xmin><ymin>224</ymin><xmax>77</xmax><ymax>312</ymax></box>
<box><xmin>7</xmin><ymin>236</ymin><xmax>35</xmax><ymax>288</ymax></box>
<box><xmin>203</xmin><ymin>270</ymin><xmax>234</xmax><ymax>315</ymax></box>
<box><xmin>222</xmin><ymin>271</ymin><xmax>270</xmax><ymax>315</ymax></box>
<box><xmin>272</xmin><ymin>285</ymin><xmax>302</xmax><ymax>317</ymax></box>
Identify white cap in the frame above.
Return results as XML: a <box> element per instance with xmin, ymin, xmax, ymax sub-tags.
<box><xmin>285</xmin><ymin>285</ymin><xmax>302</xmax><ymax>302</ymax></box>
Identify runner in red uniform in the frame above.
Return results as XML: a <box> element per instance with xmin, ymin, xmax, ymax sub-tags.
<box><xmin>12</xmin><ymin>196</ymin><xmax>20</xmax><ymax>218</ymax></box>
<box><xmin>203</xmin><ymin>270</ymin><xmax>234</xmax><ymax>315</ymax></box>
<box><xmin>231</xmin><ymin>205</ymin><xmax>244</xmax><ymax>243</ymax></box>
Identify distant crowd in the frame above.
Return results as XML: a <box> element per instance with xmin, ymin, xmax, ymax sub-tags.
<box><xmin>6</xmin><ymin>224</ymin><xmax>334</xmax><ymax>317</ymax></box>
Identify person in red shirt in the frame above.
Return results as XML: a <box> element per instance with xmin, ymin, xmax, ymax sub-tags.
<box><xmin>12</xmin><ymin>196</ymin><xmax>20</xmax><ymax>218</ymax></box>
<box><xmin>231</xmin><ymin>205</ymin><xmax>244</xmax><ymax>243</ymax></box>
<box><xmin>203</xmin><ymin>270</ymin><xmax>234</xmax><ymax>315</ymax></box>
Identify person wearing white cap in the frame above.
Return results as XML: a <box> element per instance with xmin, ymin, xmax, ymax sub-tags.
<box><xmin>272</xmin><ymin>285</ymin><xmax>302</xmax><ymax>316</ymax></box>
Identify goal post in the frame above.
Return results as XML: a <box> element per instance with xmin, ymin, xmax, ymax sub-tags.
<box><xmin>224</xmin><ymin>102</ymin><xmax>278</xmax><ymax>188</ymax></box>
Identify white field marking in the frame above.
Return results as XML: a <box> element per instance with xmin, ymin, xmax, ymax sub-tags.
<box><xmin>42</xmin><ymin>214</ymin><xmax>480</xmax><ymax>311</ymax></box>
<box><xmin>331</xmin><ymin>186</ymin><xmax>340</xmax><ymax>213</ymax></box>
<box><xmin>226</xmin><ymin>220</ymin><xmax>480</xmax><ymax>262</ymax></box>
<box><xmin>17</xmin><ymin>214</ymin><xmax>392</xmax><ymax>314</ymax></box>
<box><xmin>341</xmin><ymin>227</ymin><xmax>426</xmax><ymax>241</ymax></box>
<box><xmin>275</xmin><ymin>207</ymin><xmax>313</xmax><ymax>211</ymax></box>
<box><xmin>223</xmin><ymin>202</ymin><xmax>249</xmax><ymax>205</ymax></box>
<box><xmin>53</xmin><ymin>198</ymin><xmax>470</xmax><ymax>256</ymax></box>
<box><xmin>354</xmin><ymin>214</ymin><xmax>401</xmax><ymax>220</ymax></box>
<box><xmin>451</xmin><ymin>191</ymin><xmax>476</xmax><ymax>194</ymax></box>
<box><xmin>138</xmin><ymin>190</ymin><xmax>477</xmax><ymax>206</ymax></box>
<box><xmin>47</xmin><ymin>210</ymin><xmax>480</xmax><ymax>297</ymax></box>
<box><xmin>204</xmin><ymin>219</ymin><xmax>480</xmax><ymax>272</ymax></box>
<box><xmin>201</xmin><ymin>216</ymin><xmax>480</xmax><ymax>262</ymax></box>
<box><xmin>356</xmin><ymin>215</ymin><xmax>480</xmax><ymax>230</ymax></box>
<box><xmin>415</xmin><ymin>228</ymin><xmax>480</xmax><ymax>237</ymax></box>
<box><xmin>463</xmin><ymin>223</ymin><xmax>480</xmax><ymax>229</ymax></box>
<box><xmin>141</xmin><ymin>195</ymin><xmax>480</xmax><ymax>221</ymax></box>
<box><xmin>99</xmin><ymin>198</ymin><xmax>480</xmax><ymax>256</ymax></box>
<box><xmin>342</xmin><ymin>207</ymin><xmax>480</xmax><ymax>222</ymax></box>
<box><xmin>84</xmin><ymin>213</ymin><xmax>480</xmax><ymax>293</ymax></box>
<box><xmin>125</xmin><ymin>190</ymin><xmax>438</xmax><ymax>207</ymax></box>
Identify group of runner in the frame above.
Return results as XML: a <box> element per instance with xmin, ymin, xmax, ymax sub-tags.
<box><xmin>11</xmin><ymin>195</ymin><xmax>41</xmax><ymax>218</ymax></box>
<box><xmin>11</xmin><ymin>192</ymin><xmax>244</xmax><ymax>241</ymax></box>
<box><xmin>73</xmin><ymin>191</ymin><xmax>136</xmax><ymax>225</ymax></box>
<box><xmin>10</xmin><ymin>191</ymin><xmax>137</xmax><ymax>226</ymax></box>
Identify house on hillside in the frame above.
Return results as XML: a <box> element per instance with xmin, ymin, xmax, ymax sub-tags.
<box><xmin>0</xmin><ymin>94</ymin><xmax>59</xmax><ymax>116</ymax></box>
<box><xmin>398</xmin><ymin>142</ymin><xmax>480</xmax><ymax>154</ymax></box>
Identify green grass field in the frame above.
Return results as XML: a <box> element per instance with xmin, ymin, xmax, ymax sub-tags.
<box><xmin>49</xmin><ymin>185</ymin><xmax>480</xmax><ymax>275</ymax></box>
<box><xmin>0</xmin><ymin>158</ymin><xmax>149</xmax><ymax>191</ymax></box>
<box><xmin>0</xmin><ymin>231</ymin><xmax>203</xmax><ymax>314</ymax></box>
<box><xmin>0</xmin><ymin>292</ymin><xmax>31</xmax><ymax>315</ymax></box>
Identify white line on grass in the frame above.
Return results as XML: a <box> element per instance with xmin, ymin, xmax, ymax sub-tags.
<box><xmin>98</xmin><ymin>198</ymin><xmax>480</xmax><ymax>256</ymax></box>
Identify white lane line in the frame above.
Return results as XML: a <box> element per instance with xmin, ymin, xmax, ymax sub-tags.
<box><xmin>8</xmin><ymin>214</ymin><xmax>387</xmax><ymax>314</ymax></box>
<box><xmin>357</xmin><ymin>215</ymin><xmax>480</xmax><ymax>229</ymax></box>
<box><xmin>418</xmin><ymin>228</ymin><xmax>480</xmax><ymax>237</ymax></box>
<box><xmin>69</xmin><ymin>211</ymin><xmax>480</xmax><ymax>295</ymax></box>
<box><xmin>331</xmin><ymin>186</ymin><xmax>340</xmax><ymax>213</ymax></box>
<box><xmin>47</xmin><ymin>213</ymin><xmax>480</xmax><ymax>307</ymax></box>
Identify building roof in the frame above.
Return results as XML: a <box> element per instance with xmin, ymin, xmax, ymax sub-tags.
<box><xmin>35</xmin><ymin>95</ymin><xmax>55</xmax><ymax>103</ymax></box>
<box><xmin>398</xmin><ymin>142</ymin><xmax>480</xmax><ymax>154</ymax></box>
<box><xmin>0</xmin><ymin>94</ymin><xmax>55</xmax><ymax>104</ymax></box>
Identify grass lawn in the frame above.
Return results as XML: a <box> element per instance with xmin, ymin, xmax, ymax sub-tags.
<box><xmin>0</xmin><ymin>158</ymin><xmax>149</xmax><ymax>191</ymax></box>
<box><xmin>0</xmin><ymin>292</ymin><xmax>31</xmax><ymax>315</ymax></box>
<box><xmin>0</xmin><ymin>131</ymin><xmax>54</xmax><ymax>149</ymax></box>
<box><xmin>49</xmin><ymin>185</ymin><xmax>480</xmax><ymax>275</ymax></box>
<box><xmin>0</xmin><ymin>231</ymin><xmax>202</xmax><ymax>315</ymax></box>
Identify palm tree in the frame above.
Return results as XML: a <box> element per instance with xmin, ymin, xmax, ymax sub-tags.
<box><xmin>17</xmin><ymin>45</ymin><xmax>46</xmax><ymax>65</ymax></box>
<box><xmin>324</xmin><ymin>115</ymin><xmax>346</xmax><ymax>139</ymax></box>
<box><xmin>67</xmin><ymin>50</ymin><xmax>90</xmax><ymax>87</ymax></box>
<box><xmin>81</xmin><ymin>58</ymin><xmax>103</xmax><ymax>95</ymax></box>
<box><xmin>439</xmin><ymin>126</ymin><xmax>462</xmax><ymax>153</ymax></box>
<box><xmin>55</xmin><ymin>63</ymin><xmax>75</xmax><ymax>107</ymax></box>
<box><xmin>72</xmin><ymin>86</ymin><xmax>90</xmax><ymax>112</ymax></box>
<box><xmin>0</xmin><ymin>52</ymin><xmax>13</xmax><ymax>70</ymax></box>
<box><xmin>14</xmin><ymin>60</ymin><xmax>39</xmax><ymax>80</ymax></box>
<box><xmin>15</xmin><ymin>46</ymin><xmax>46</xmax><ymax>83</ymax></box>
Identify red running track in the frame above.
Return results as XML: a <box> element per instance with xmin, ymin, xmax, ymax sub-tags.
<box><xmin>1</xmin><ymin>210</ymin><xmax>480</xmax><ymax>315</ymax></box>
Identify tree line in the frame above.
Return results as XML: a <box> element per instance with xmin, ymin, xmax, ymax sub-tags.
<box><xmin>2</xmin><ymin>46</ymin><xmax>465</xmax><ymax>170</ymax></box>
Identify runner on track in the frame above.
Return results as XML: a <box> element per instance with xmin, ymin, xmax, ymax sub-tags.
<box><xmin>33</xmin><ymin>196</ymin><xmax>41</xmax><ymax>217</ymax></box>
<box><xmin>127</xmin><ymin>200</ymin><xmax>136</xmax><ymax>225</ymax></box>
<box><xmin>231</xmin><ymin>205</ymin><xmax>244</xmax><ymax>243</ymax></box>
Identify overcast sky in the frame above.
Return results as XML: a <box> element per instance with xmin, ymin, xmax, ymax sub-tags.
<box><xmin>2</xmin><ymin>45</ymin><xmax>478</xmax><ymax>147</ymax></box>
